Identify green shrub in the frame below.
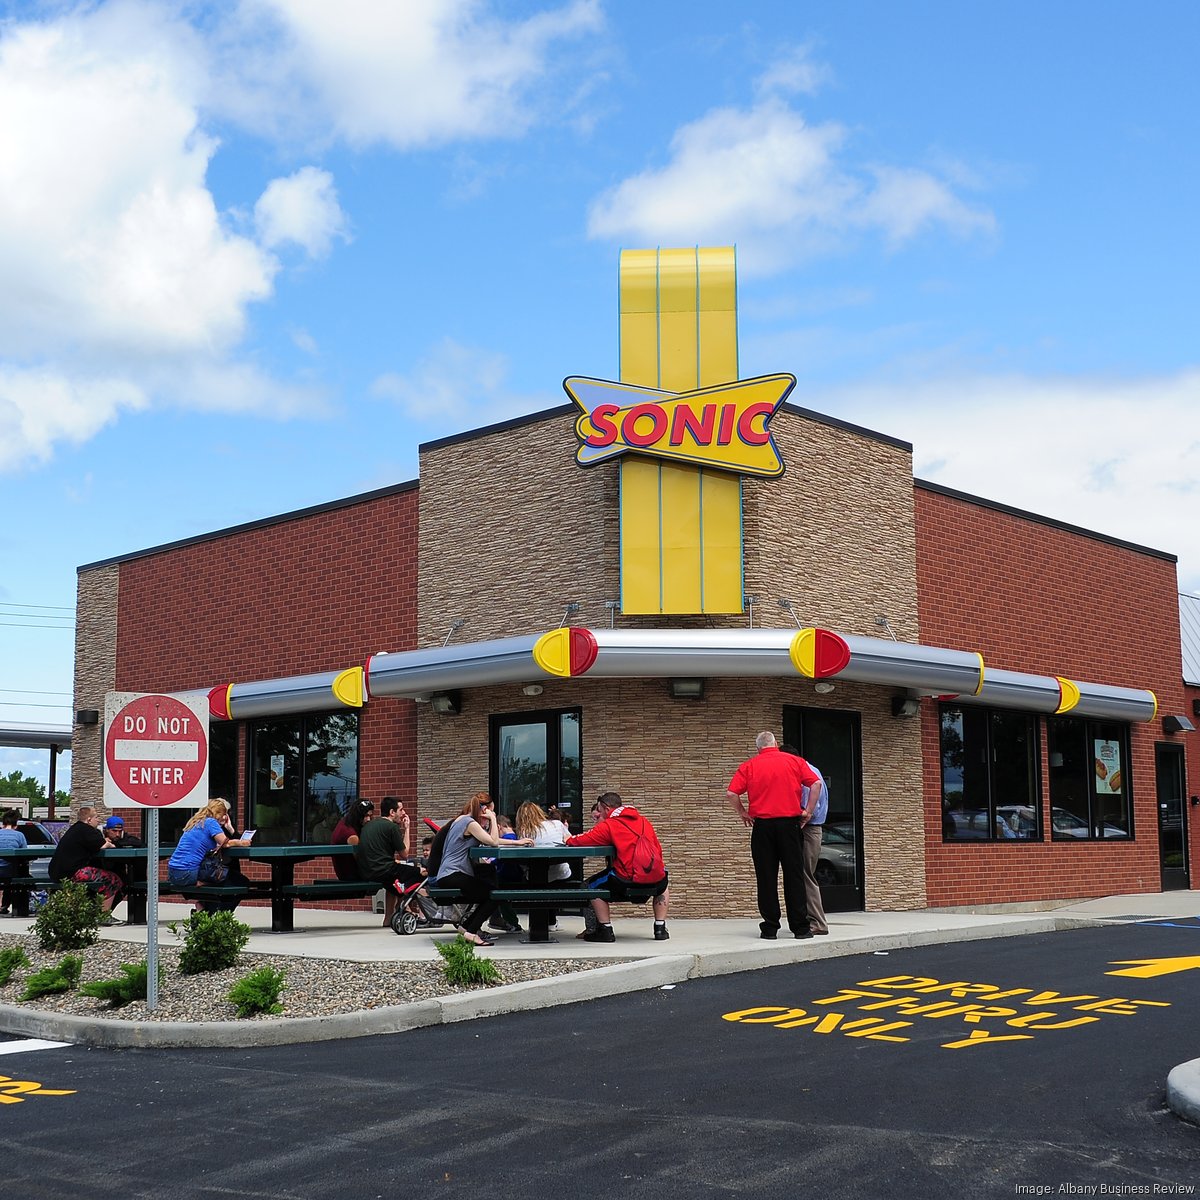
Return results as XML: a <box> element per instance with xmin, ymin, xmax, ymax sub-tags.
<box><xmin>436</xmin><ymin>935</ymin><xmax>501</xmax><ymax>987</ymax></box>
<box><xmin>227</xmin><ymin>965</ymin><xmax>287</xmax><ymax>1017</ymax></box>
<box><xmin>0</xmin><ymin>946</ymin><xmax>30</xmax><ymax>986</ymax></box>
<box><xmin>32</xmin><ymin>882</ymin><xmax>103</xmax><ymax>951</ymax></box>
<box><xmin>20</xmin><ymin>954</ymin><xmax>83</xmax><ymax>1000</ymax></box>
<box><xmin>170</xmin><ymin>910</ymin><xmax>251</xmax><ymax>975</ymax></box>
<box><xmin>80</xmin><ymin>959</ymin><xmax>164</xmax><ymax>1007</ymax></box>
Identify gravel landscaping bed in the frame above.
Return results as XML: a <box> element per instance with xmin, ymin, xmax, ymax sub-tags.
<box><xmin>0</xmin><ymin>932</ymin><xmax>620</xmax><ymax>1024</ymax></box>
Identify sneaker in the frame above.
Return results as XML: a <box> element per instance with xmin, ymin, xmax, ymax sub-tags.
<box><xmin>813</xmin><ymin>928</ymin><xmax>829</xmax><ymax>936</ymax></box>
<box><xmin>582</xmin><ymin>925</ymin><xmax>616</xmax><ymax>943</ymax></box>
<box><xmin>486</xmin><ymin>916</ymin><xmax>509</xmax><ymax>931</ymax></box>
<box><xmin>101</xmin><ymin>916</ymin><xmax>126</xmax><ymax>927</ymax></box>
<box><xmin>794</xmin><ymin>929</ymin><xmax>814</xmax><ymax>940</ymax></box>
<box><xmin>653</xmin><ymin>924</ymin><xmax>669</xmax><ymax>941</ymax></box>
<box><xmin>759</xmin><ymin>922</ymin><xmax>778</xmax><ymax>940</ymax></box>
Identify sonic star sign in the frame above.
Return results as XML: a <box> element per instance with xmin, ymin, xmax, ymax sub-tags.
<box><xmin>565</xmin><ymin>374</ymin><xmax>796</xmax><ymax>478</ymax></box>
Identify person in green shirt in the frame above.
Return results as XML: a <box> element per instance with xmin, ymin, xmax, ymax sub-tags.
<box><xmin>354</xmin><ymin>796</ymin><xmax>422</xmax><ymax>927</ymax></box>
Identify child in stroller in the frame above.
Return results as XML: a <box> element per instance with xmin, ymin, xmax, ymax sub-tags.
<box><xmin>389</xmin><ymin>817</ymin><xmax>469</xmax><ymax>935</ymax></box>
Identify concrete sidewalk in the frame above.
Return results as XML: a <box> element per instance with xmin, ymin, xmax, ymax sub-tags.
<box><xmin>2</xmin><ymin>889</ymin><xmax>1198</xmax><ymax>1125</ymax></box>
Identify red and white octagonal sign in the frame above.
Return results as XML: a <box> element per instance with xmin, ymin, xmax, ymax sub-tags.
<box><xmin>103</xmin><ymin>692</ymin><xmax>209</xmax><ymax>809</ymax></box>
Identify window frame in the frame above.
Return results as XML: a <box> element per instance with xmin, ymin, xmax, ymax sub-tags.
<box><xmin>1046</xmin><ymin>716</ymin><xmax>1133</xmax><ymax>842</ymax></box>
<box><xmin>939</xmin><ymin>703</ymin><xmax>1042</xmax><ymax>843</ymax></box>
<box><xmin>488</xmin><ymin>707</ymin><xmax>583</xmax><ymax>826</ymax></box>
<box><xmin>246</xmin><ymin>710</ymin><xmax>360</xmax><ymax>845</ymax></box>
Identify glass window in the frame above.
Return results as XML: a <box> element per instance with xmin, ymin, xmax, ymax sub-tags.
<box><xmin>1047</xmin><ymin>717</ymin><xmax>1131</xmax><ymax>840</ymax></box>
<box><xmin>490</xmin><ymin>708</ymin><xmax>583</xmax><ymax>831</ymax></box>
<box><xmin>940</xmin><ymin>705</ymin><xmax>1040</xmax><ymax>841</ymax></box>
<box><xmin>248</xmin><ymin>712</ymin><xmax>359</xmax><ymax>845</ymax></box>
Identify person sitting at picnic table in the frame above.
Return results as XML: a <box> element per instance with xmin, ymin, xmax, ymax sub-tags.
<box><xmin>103</xmin><ymin>814</ymin><xmax>147</xmax><ymax>889</ymax></box>
<box><xmin>331</xmin><ymin>798</ymin><xmax>373</xmax><ymax>880</ymax></box>
<box><xmin>435</xmin><ymin>792</ymin><xmax>533</xmax><ymax>948</ymax></box>
<box><xmin>0</xmin><ymin>808</ymin><xmax>28</xmax><ymax>915</ymax></box>
<box><xmin>48</xmin><ymin>805</ymin><xmax>125</xmax><ymax>921</ymax></box>
<box><xmin>566</xmin><ymin>791</ymin><xmax>670</xmax><ymax>943</ymax></box>
<box><xmin>355</xmin><ymin>796</ymin><xmax>423</xmax><ymax>927</ymax></box>
<box><xmin>513</xmin><ymin>801</ymin><xmax>573</xmax><ymax>931</ymax></box>
<box><xmin>167</xmin><ymin>798</ymin><xmax>252</xmax><ymax>912</ymax></box>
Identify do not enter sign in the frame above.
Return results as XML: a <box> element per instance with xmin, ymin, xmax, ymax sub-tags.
<box><xmin>103</xmin><ymin>692</ymin><xmax>210</xmax><ymax>809</ymax></box>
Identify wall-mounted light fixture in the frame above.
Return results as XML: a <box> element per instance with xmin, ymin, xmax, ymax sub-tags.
<box><xmin>891</xmin><ymin>695</ymin><xmax>920</xmax><ymax>718</ymax></box>
<box><xmin>429</xmin><ymin>691</ymin><xmax>461</xmax><ymax>716</ymax></box>
<box><xmin>521</xmin><ymin>684</ymin><xmax>544</xmax><ymax>698</ymax></box>
<box><xmin>1162</xmin><ymin>714</ymin><xmax>1196</xmax><ymax>735</ymax></box>
<box><xmin>813</xmin><ymin>681</ymin><xmax>835</xmax><ymax>695</ymax></box>
<box><xmin>669</xmin><ymin>678</ymin><xmax>705</xmax><ymax>700</ymax></box>
<box><xmin>76</xmin><ymin>709</ymin><xmax>100</xmax><ymax>726</ymax></box>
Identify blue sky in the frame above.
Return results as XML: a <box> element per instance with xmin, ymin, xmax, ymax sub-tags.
<box><xmin>3</xmin><ymin>0</ymin><xmax>1198</xmax><ymax>791</ymax></box>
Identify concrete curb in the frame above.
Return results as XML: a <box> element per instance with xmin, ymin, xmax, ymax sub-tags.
<box><xmin>1166</xmin><ymin>1058</ymin><xmax>1200</xmax><ymax>1127</ymax></box>
<box><xmin>0</xmin><ymin>915</ymin><xmax>1097</xmax><ymax>1049</ymax></box>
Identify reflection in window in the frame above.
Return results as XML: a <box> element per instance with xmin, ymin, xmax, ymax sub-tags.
<box><xmin>249</xmin><ymin>712</ymin><xmax>359</xmax><ymax>844</ymax></box>
<box><xmin>1047</xmin><ymin>717</ymin><xmax>1131</xmax><ymax>840</ymax></box>
<box><xmin>940</xmin><ymin>705</ymin><xmax>1040</xmax><ymax>841</ymax></box>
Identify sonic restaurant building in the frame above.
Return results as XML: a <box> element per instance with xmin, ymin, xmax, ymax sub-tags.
<box><xmin>71</xmin><ymin>249</ymin><xmax>1196</xmax><ymax>916</ymax></box>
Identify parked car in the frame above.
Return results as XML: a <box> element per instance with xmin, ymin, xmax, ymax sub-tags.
<box><xmin>1050</xmin><ymin>807</ymin><xmax>1128</xmax><ymax>839</ymax></box>
<box><xmin>815</xmin><ymin>825</ymin><xmax>856</xmax><ymax>886</ymax></box>
<box><xmin>942</xmin><ymin>809</ymin><xmax>991</xmax><ymax>839</ymax></box>
<box><xmin>15</xmin><ymin>819</ymin><xmax>66</xmax><ymax>881</ymax></box>
<box><xmin>995</xmin><ymin>805</ymin><xmax>1038</xmax><ymax>838</ymax></box>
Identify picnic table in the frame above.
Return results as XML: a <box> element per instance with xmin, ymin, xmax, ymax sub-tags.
<box><xmin>424</xmin><ymin>844</ymin><xmax>618</xmax><ymax>944</ymax></box>
<box><xmin>1</xmin><ymin>843</ymin><xmax>379</xmax><ymax>932</ymax></box>
<box><xmin>0</xmin><ymin>846</ymin><xmax>54</xmax><ymax>917</ymax></box>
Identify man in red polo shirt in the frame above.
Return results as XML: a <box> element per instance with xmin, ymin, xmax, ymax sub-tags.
<box><xmin>726</xmin><ymin>731</ymin><xmax>822</xmax><ymax>940</ymax></box>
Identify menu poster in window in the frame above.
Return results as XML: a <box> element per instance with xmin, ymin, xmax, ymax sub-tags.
<box><xmin>270</xmin><ymin>753</ymin><xmax>285</xmax><ymax>791</ymax></box>
<box><xmin>1094</xmin><ymin>739</ymin><xmax>1123</xmax><ymax>794</ymax></box>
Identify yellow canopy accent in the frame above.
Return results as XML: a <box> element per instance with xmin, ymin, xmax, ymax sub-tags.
<box><xmin>332</xmin><ymin>666</ymin><xmax>365</xmax><ymax>708</ymax></box>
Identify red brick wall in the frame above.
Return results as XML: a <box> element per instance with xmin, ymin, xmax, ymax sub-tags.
<box><xmin>915</xmin><ymin>484</ymin><xmax>1190</xmax><ymax>905</ymax></box>
<box><xmin>112</xmin><ymin>487</ymin><xmax>420</xmax><ymax>905</ymax></box>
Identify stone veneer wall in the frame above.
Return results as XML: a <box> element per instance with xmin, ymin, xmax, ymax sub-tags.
<box><xmin>72</xmin><ymin>563</ymin><xmax>119</xmax><ymax>811</ymax></box>
<box><xmin>418</xmin><ymin>406</ymin><xmax>926</xmax><ymax>913</ymax></box>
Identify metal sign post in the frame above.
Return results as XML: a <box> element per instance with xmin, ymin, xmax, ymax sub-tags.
<box><xmin>102</xmin><ymin>691</ymin><xmax>209</xmax><ymax>1014</ymax></box>
<box><xmin>146</xmin><ymin>807</ymin><xmax>159</xmax><ymax>1009</ymax></box>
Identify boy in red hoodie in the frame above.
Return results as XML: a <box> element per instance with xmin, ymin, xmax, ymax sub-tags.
<box><xmin>567</xmin><ymin>791</ymin><xmax>669</xmax><ymax>942</ymax></box>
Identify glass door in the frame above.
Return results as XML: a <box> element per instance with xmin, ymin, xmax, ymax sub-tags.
<box><xmin>490</xmin><ymin>709</ymin><xmax>583</xmax><ymax>832</ymax></box>
<box><xmin>783</xmin><ymin>705</ymin><xmax>864</xmax><ymax>912</ymax></box>
<box><xmin>1155</xmin><ymin>743</ymin><xmax>1189</xmax><ymax>890</ymax></box>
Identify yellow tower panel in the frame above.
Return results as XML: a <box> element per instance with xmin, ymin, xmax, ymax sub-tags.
<box><xmin>617</xmin><ymin>246</ymin><xmax>743</xmax><ymax>615</ymax></box>
<box><xmin>620</xmin><ymin>458</ymin><xmax>664</xmax><ymax>611</ymax></box>
<box><xmin>700</xmin><ymin>470</ymin><xmax>744</xmax><ymax>612</ymax></box>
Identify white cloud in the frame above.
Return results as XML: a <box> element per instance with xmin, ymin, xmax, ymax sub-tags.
<box><xmin>754</xmin><ymin>42</ymin><xmax>833</xmax><ymax>98</ymax></box>
<box><xmin>0</xmin><ymin>2</ymin><xmax>332</xmax><ymax>472</ymax></box>
<box><xmin>0</xmin><ymin>367</ymin><xmax>146</xmax><ymax>472</ymax></box>
<box><xmin>371</xmin><ymin>338</ymin><xmax>554</xmax><ymax>427</ymax></box>
<box><xmin>803</xmin><ymin>370</ymin><xmax>1200</xmax><ymax>592</ymax></box>
<box><xmin>587</xmin><ymin>58</ymin><xmax>994</xmax><ymax>272</ymax></box>
<box><xmin>222</xmin><ymin>0</ymin><xmax>604</xmax><ymax>148</ymax></box>
<box><xmin>254</xmin><ymin>166</ymin><xmax>349</xmax><ymax>257</ymax></box>
<box><xmin>0</xmin><ymin>5</ymin><xmax>276</xmax><ymax>360</ymax></box>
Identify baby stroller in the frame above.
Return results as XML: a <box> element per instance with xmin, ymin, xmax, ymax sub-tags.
<box><xmin>389</xmin><ymin>874</ymin><xmax>467</xmax><ymax>935</ymax></box>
